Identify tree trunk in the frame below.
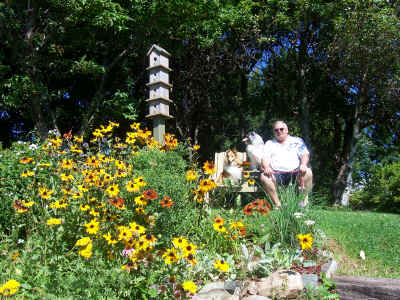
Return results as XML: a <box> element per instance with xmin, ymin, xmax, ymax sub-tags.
<box><xmin>332</xmin><ymin>101</ymin><xmax>362</xmax><ymax>205</ymax></box>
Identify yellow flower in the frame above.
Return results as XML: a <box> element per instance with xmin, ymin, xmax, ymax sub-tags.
<box><xmin>84</xmin><ymin>219</ymin><xmax>100</xmax><ymax>235</ymax></box>
<box><xmin>186</xmin><ymin>170</ymin><xmax>197</xmax><ymax>181</ymax></box>
<box><xmin>106</xmin><ymin>184</ymin><xmax>120</xmax><ymax>197</ymax></box>
<box><xmin>21</xmin><ymin>170</ymin><xmax>34</xmax><ymax>177</ymax></box>
<box><xmin>0</xmin><ymin>279</ymin><xmax>20</xmax><ymax>296</ymax></box>
<box><xmin>129</xmin><ymin>222</ymin><xmax>146</xmax><ymax>235</ymax></box>
<box><xmin>103</xmin><ymin>232</ymin><xmax>118</xmax><ymax>245</ymax></box>
<box><xmin>39</xmin><ymin>187</ymin><xmax>54</xmax><ymax>200</ymax></box>
<box><xmin>80</xmin><ymin>204</ymin><xmax>90</xmax><ymax>211</ymax></box>
<box><xmin>214</xmin><ymin>259</ymin><xmax>230</xmax><ymax>272</ymax></box>
<box><xmin>130</xmin><ymin>122</ymin><xmax>141</xmax><ymax>130</ymax></box>
<box><xmin>89</xmin><ymin>208</ymin><xmax>99</xmax><ymax>217</ymax></box>
<box><xmin>126</xmin><ymin>181</ymin><xmax>140</xmax><ymax>192</ymax></box>
<box><xmin>22</xmin><ymin>200</ymin><xmax>34</xmax><ymax>207</ymax></box>
<box><xmin>248</xmin><ymin>179</ymin><xmax>255</xmax><ymax>185</ymax></box>
<box><xmin>70</xmin><ymin>145</ymin><xmax>83</xmax><ymax>154</ymax></box>
<box><xmin>213</xmin><ymin>223</ymin><xmax>227</xmax><ymax>233</ymax></box>
<box><xmin>182</xmin><ymin>281</ymin><xmax>197</xmax><ymax>294</ymax></box>
<box><xmin>193</xmin><ymin>145</ymin><xmax>200</xmax><ymax>151</ymax></box>
<box><xmin>61</xmin><ymin>159</ymin><xmax>74</xmax><ymax>169</ymax></box>
<box><xmin>75</xmin><ymin>237</ymin><xmax>92</xmax><ymax>247</ymax></box>
<box><xmin>49</xmin><ymin>200</ymin><xmax>67</xmax><ymax>209</ymax></box>
<box><xmin>134</xmin><ymin>176</ymin><xmax>147</xmax><ymax>187</ymax></box>
<box><xmin>73</xmin><ymin>136</ymin><xmax>83</xmax><ymax>143</ymax></box>
<box><xmin>243</xmin><ymin>171</ymin><xmax>250</xmax><ymax>178</ymax></box>
<box><xmin>60</xmin><ymin>173</ymin><xmax>74</xmax><ymax>181</ymax></box>
<box><xmin>297</xmin><ymin>233</ymin><xmax>313</xmax><ymax>250</ymax></box>
<box><xmin>162</xmin><ymin>248</ymin><xmax>179</xmax><ymax>264</ymax></box>
<box><xmin>46</xmin><ymin>218</ymin><xmax>62</xmax><ymax>226</ymax></box>
<box><xmin>134</xmin><ymin>195</ymin><xmax>147</xmax><ymax>206</ymax></box>
<box><xmin>182</xmin><ymin>243</ymin><xmax>197</xmax><ymax>257</ymax></box>
<box><xmin>199</xmin><ymin>179</ymin><xmax>217</xmax><ymax>193</ymax></box>
<box><xmin>203</xmin><ymin>161</ymin><xmax>216</xmax><ymax>175</ymax></box>
<box><xmin>78</xmin><ymin>243</ymin><xmax>93</xmax><ymax>259</ymax></box>
<box><xmin>118</xmin><ymin>226</ymin><xmax>133</xmax><ymax>242</ymax></box>
<box><xmin>73</xmin><ymin>192</ymin><xmax>84</xmax><ymax>199</ymax></box>
<box><xmin>172</xmin><ymin>236</ymin><xmax>188</xmax><ymax>249</ymax></box>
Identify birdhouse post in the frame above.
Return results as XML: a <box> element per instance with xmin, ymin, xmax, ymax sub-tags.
<box><xmin>146</xmin><ymin>45</ymin><xmax>173</xmax><ymax>145</ymax></box>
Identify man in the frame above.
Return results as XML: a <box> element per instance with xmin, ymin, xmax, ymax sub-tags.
<box><xmin>260</xmin><ymin>121</ymin><xmax>313</xmax><ymax>208</ymax></box>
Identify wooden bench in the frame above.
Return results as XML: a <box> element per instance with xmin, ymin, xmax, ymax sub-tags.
<box><xmin>212</xmin><ymin>151</ymin><xmax>258</xmax><ymax>193</ymax></box>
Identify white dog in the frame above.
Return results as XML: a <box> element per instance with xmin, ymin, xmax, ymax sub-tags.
<box><xmin>243</xmin><ymin>131</ymin><xmax>264</xmax><ymax>171</ymax></box>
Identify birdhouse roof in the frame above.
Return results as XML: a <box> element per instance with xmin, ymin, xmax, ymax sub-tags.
<box><xmin>145</xmin><ymin>97</ymin><xmax>174</xmax><ymax>103</ymax></box>
<box><xmin>147</xmin><ymin>44</ymin><xmax>171</xmax><ymax>57</ymax></box>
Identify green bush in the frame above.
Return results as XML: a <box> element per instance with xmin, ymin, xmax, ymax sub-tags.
<box><xmin>350</xmin><ymin>159</ymin><xmax>400</xmax><ymax>213</ymax></box>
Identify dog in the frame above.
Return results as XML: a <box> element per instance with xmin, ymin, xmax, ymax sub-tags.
<box><xmin>218</xmin><ymin>149</ymin><xmax>243</xmax><ymax>184</ymax></box>
<box><xmin>243</xmin><ymin>131</ymin><xmax>264</xmax><ymax>171</ymax></box>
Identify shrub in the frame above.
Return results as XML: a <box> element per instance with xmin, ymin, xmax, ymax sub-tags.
<box><xmin>350</xmin><ymin>159</ymin><xmax>400</xmax><ymax>213</ymax></box>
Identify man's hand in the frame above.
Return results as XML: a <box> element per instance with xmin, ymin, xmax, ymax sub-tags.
<box><xmin>262</xmin><ymin>165</ymin><xmax>273</xmax><ymax>177</ymax></box>
<box><xmin>299</xmin><ymin>163</ymin><xmax>307</xmax><ymax>176</ymax></box>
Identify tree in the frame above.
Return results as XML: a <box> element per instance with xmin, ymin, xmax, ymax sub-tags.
<box><xmin>327</xmin><ymin>0</ymin><xmax>400</xmax><ymax>205</ymax></box>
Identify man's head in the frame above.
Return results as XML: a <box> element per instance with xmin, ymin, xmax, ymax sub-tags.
<box><xmin>273</xmin><ymin>121</ymin><xmax>289</xmax><ymax>143</ymax></box>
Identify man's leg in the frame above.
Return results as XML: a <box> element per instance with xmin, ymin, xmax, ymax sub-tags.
<box><xmin>260</xmin><ymin>173</ymin><xmax>281</xmax><ymax>207</ymax></box>
<box><xmin>298</xmin><ymin>168</ymin><xmax>313</xmax><ymax>205</ymax></box>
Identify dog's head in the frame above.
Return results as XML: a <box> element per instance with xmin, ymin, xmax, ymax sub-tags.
<box><xmin>243</xmin><ymin>131</ymin><xmax>264</xmax><ymax>146</ymax></box>
<box><xmin>225</xmin><ymin>149</ymin><xmax>238</xmax><ymax>164</ymax></box>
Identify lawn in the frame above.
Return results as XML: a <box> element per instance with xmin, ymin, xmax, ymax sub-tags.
<box><xmin>310</xmin><ymin>208</ymin><xmax>400</xmax><ymax>279</ymax></box>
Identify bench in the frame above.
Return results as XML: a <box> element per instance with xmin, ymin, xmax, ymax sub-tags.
<box><xmin>211</xmin><ymin>151</ymin><xmax>258</xmax><ymax>193</ymax></box>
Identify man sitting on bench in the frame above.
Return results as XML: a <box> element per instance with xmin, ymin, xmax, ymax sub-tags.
<box><xmin>260</xmin><ymin>120</ymin><xmax>313</xmax><ymax>209</ymax></box>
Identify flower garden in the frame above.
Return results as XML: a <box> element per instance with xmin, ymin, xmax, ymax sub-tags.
<box><xmin>0</xmin><ymin>121</ymin><xmax>338</xmax><ymax>299</ymax></box>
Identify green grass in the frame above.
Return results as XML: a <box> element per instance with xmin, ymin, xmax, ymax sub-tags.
<box><xmin>310</xmin><ymin>208</ymin><xmax>400</xmax><ymax>279</ymax></box>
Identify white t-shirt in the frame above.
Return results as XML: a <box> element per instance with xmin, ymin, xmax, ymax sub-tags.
<box><xmin>264</xmin><ymin>135</ymin><xmax>309</xmax><ymax>172</ymax></box>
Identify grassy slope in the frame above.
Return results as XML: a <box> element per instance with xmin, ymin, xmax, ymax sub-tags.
<box><xmin>311</xmin><ymin>208</ymin><xmax>400</xmax><ymax>278</ymax></box>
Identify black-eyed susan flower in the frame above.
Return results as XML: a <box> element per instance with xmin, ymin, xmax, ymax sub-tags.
<box><xmin>135</xmin><ymin>195</ymin><xmax>147</xmax><ymax>206</ymax></box>
<box><xmin>102</xmin><ymin>232</ymin><xmax>118</xmax><ymax>245</ymax></box>
<box><xmin>182</xmin><ymin>281</ymin><xmax>197</xmax><ymax>294</ymax></box>
<box><xmin>75</xmin><ymin>237</ymin><xmax>92</xmax><ymax>247</ymax></box>
<box><xmin>78</xmin><ymin>243</ymin><xmax>93</xmax><ymax>259</ymax></box>
<box><xmin>182</xmin><ymin>243</ymin><xmax>197</xmax><ymax>257</ymax></box>
<box><xmin>202</xmin><ymin>161</ymin><xmax>216</xmax><ymax>175</ymax></box>
<box><xmin>214</xmin><ymin>259</ymin><xmax>230</xmax><ymax>272</ymax></box>
<box><xmin>39</xmin><ymin>187</ymin><xmax>54</xmax><ymax>200</ymax></box>
<box><xmin>126</xmin><ymin>181</ymin><xmax>140</xmax><ymax>192</ymax></box>
<box><xmin>162</xmin><ymin>248</ymin><xmax>179</xmax><ymax>264</ymax></box>
<box><xmin>297</xmin><ymin>233</ymin><xmax>313</xmax><ymax>250</ymax></box>
<box><xmin>213</xmin><ymin>223</ymin><xmax>227</xmax><ymax>233</ymax></box>
<box><xmin>61</xmin><ymin>159</ymin><xmax>74</xmax><ymax>169</ymax></box>
<box><xmin>0</xmin><ymin>279</ymin><xmax>20</xmax><ymax>296</ymax></box>
<box><xmin>248</xmin><ymin>178</ymin><xmax>255</xmax><ymax>185</ymax></box>
<box><xmin>129</xmin><ymin>222</ymin><xmax>146</xmax><ymax>235</ymax></box>
<box><xmin>73</xmin><ymin>135</ymin><xmax>83</xmax><ymax>143</ymax></box>
<box><xmin>46</xmin><ymin>218</ymin><xmax>62</xmax><ymax>226</ymax></box>
<box><xmin>172</xmin><ymin>236</ymin><xmax>188</xmax><ymax>249</ymax></box>
<box><xmin>21</xmin><ymin>170</ymin><xmax>34</xmax><ymax>177</ymax></box>
<box><xmin>186</xmin><ymin>170</ymin><xmax>197</xmax><ymax>181</ymax></box>
<box><xmin>106</xmin><ymin>183</ymin><xmax>120</xmax><ymax>197</ymax></box>
<box><xmin>118</xmin><ymin>226</ymin><xmax>132</xmax><ymax>242</ymax></box>
<box><xmin>84</xmin><ymin>219</ymin><xmax>100</xmax><ymax>235</ymax></box>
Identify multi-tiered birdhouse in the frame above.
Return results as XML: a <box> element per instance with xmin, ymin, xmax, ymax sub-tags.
<box><xmin>146</xmin><ymin>45</ymin><xmax>173</xmax><ymax>144</ymax></box>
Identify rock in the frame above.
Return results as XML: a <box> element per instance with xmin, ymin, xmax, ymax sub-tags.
<box><xmin>224</xmin><ymin>281</ymin><xmax>243</xmax><ymax>294</ymax></box>
<box><xmin>255</xmin><ymin>270</ymin><xmax>304</xmax><ymax>299</ymax></box>
<box><xmin>242</xmin><ymin>295</ymin><xmax>272</xmax><ymax>300</ymax></box>
<box><xmin>198</xmin><ymin>281</ymin><xmax>225</xmax><ymax>293</ymax></box>
<box><xmin>321</xmin><ymin>259</ymin><xmax>338</xmax><ymax>279</ymax></box>
<box><xmin>302</xmin><ymin>274</ymin><xmax>319</xmax><ymax>289</ymax></box>
<box><xmin>194</xmin><ymin>289</ymin><xmax>239</xmax><ymax>300</ymax></box>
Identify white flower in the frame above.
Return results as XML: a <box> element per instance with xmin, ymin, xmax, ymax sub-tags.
<box><xmin>360</xmin><ymin>250</ymin><xmax>366</xmax><ymax>260</ymax></box>
<box><xmin>294</xmin><ymin>212</ymin><xmax>304</xmax><ymax>219</ymax></box>
<box><xmin>17</xmin><ymin>239</ymin><xmax>25</xmax><ymax>244</ymax></box>
<box><xmin>29</xmin><ymin>144</ymin><xmax>38</xmax><ymax>150</ymax></box>
<box><xmin>304</xmin><ymin>220</ymin><xmax>315</xmax><ymax>226</ymax></box>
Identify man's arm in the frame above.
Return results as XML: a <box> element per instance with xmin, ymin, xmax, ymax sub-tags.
<box><xmin>261</xmin><ymin>157</ymin><xmax>273</xmax><ymax>176</ymax></box>
<box><xmin>299</xmin><ymin>153</ymin><xmax>310</xmax><ymax>175</ymax></box>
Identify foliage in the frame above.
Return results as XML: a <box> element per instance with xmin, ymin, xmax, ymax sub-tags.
<box><xmin>350</xmin><ymin>158</ymin><xmax>400</xmax><ymax>213</ymax></box>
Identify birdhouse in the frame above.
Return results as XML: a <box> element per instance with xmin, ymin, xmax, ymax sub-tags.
<box><xmin>146</xmin><ymin>45</ymin><xmax>174</xmax><ymax>144</ymax></box>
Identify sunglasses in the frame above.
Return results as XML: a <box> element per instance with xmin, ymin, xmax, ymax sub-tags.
<box><xmin>274</xmin><ymin>127</ymin><xmax>285</xmax><ymax>133</ymax></box>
